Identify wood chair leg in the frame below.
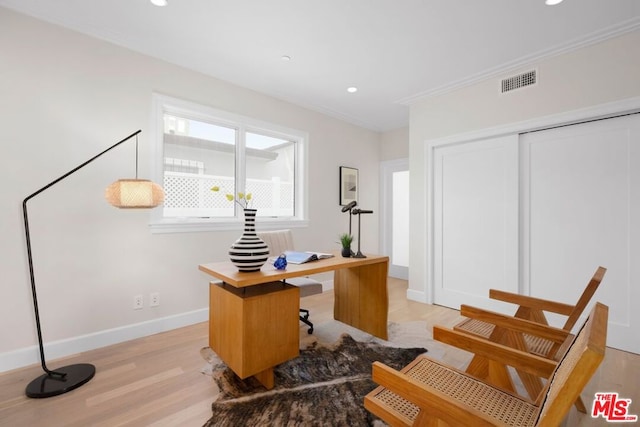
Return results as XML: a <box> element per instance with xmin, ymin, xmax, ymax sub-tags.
<box><xmin>465</xmin><ymin>355</ymin><xmax>516</xmax><ymax>394</ymax></box>
<box><xmin>516</xmin><ymin>368</ymin><xmax>544</xmax><ymax>400</ymax></box>
<box><xmin>487</xmin><ymin>360</ymin><xmax>516</xmax><ymax>393</ymax></box>
<box><xmin>574</xmin><ymin>396</ymin><xmax>587</xmax><ymax>413</ymax></box>
<box><xmin>465</xmin><ymin>354</ymin><xmax>489</xmax><ymax>378</ymax></box>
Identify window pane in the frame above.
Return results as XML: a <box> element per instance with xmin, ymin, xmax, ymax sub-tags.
<box><xmin>245</xmin><ymin>132</ymin><xmax>295</xmax><ymax>217</ymax></box>
<box><xmin>153</xmin><ymin>94</ymin><xmax>306</xmax><ymax>229</ymax></box>
<box><xmin>162</xmin><ymin>113</ymin><xmax>237</xmax><ymax>218</ymax></box>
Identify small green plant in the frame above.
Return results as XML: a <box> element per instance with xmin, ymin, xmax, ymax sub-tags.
<box><xmin>339</xmin><ymin>233</ymin><xmax>353</xmax><ymax>248</ymax></box>
<box><xmin>211</xmin><ymin>186</ymin><xmax>252</xmax><ymax>208</ymax></box>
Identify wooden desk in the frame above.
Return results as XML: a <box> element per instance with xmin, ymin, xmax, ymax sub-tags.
<box><xmin>199</xmin><ymin>253</ymin><xmax>389</xmax><ymax>388</ymax></box>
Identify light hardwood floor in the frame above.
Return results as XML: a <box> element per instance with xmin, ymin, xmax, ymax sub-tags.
<box><xmin>1</xmin><ymin>278</ymin><xmax>638</xmax><ymax>426</ymax></box>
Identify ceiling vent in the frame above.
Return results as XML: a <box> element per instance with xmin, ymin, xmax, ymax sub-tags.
<box><xmin>500</xmin><ymin>69</ymin><xmax>537</xmax><ymax>94</ymax></box>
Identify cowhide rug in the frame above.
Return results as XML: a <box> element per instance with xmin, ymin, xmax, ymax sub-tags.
<box><xmin>201</xmin><ymin>333</ymin><xmax>427</xmax><ymax>426</ymax></box>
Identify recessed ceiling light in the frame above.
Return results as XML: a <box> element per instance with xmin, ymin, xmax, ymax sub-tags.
<box><xmin>150</xmin><ymin>0</ymin><xmax>168</xmax><ymax>6</ymax></box>
<box><xmin>281</xmin><ymin>55</ymin><xmax>291</xmax><ymax>61</ymax></box>
<box><xmin>545</xmin><ymin>0</ymin><xmax>563</xmax><ymax>5</ymax></box>
<box><xmin>347</xmin><ymin>87</ymin><xmax>358</xmax><ymax>93</ymax></box>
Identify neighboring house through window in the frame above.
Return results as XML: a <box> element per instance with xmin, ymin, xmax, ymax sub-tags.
<box><xmin>150</xmin><ymin>94</ymin><xmax>308</xmax><ymax>233</ymax></box>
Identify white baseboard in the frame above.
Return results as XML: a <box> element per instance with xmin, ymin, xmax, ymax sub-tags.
<box><xmin>0</xmin><ymin>308</ymin><xmax>209</xmax><ymax>374</ymax></box>
<box><xmin>3</xmin><ymin>279</ymin><xmax>335</xmax><ymax>374</ymax></box>
<box><xmin>407</xmin><ymin>288</ymin><xmax>428</xmax><ymax>304</ymax></box>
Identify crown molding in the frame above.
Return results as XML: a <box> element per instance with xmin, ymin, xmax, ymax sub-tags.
<box><xmin>397</xmin><ymin>17</ymin><xmax>640</xmax><ymax>106</ymax></box>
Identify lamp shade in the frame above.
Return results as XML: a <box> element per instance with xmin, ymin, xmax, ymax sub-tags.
<box><xmin>105</xmin><ymin>179</ymin><xmax>164</xmax><ymax>208</ymax></box>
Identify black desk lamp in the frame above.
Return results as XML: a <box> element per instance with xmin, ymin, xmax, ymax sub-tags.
<box><xmin>352</xmin><ymin>208</ymin><xmax>373</xmax><ymax>258</ymax></box>
<box><xmin>22</xmin><ymin>130</ymin><xmax>164</xmax><ymax>398</ymax></box>
<box><xmin>341</xmin><ymin>200</ymin><xmax>357</xmax><ymax>235</ymax></box>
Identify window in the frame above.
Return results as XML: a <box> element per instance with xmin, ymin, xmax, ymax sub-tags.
<box><xmin>150</xmin><ymin>94</ymin><xmax>308</xmax><ymax>233</ymax></box>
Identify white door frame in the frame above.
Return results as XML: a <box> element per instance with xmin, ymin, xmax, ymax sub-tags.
<box><xmin>380</xmin><ymin>158</ymin><xmax>409</xmax><ymax>279</ymax></box>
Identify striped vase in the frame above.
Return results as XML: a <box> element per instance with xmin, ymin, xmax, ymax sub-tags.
<box><xmin>229</xmin><ymin>208</ymin><xmax>269</xmax><ymax>272</ymax></box>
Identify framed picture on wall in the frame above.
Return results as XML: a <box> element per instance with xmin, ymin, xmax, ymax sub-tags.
<box><xmin>339</xmin><ymin>166</ymin><xmax>358</xmax><ymax>205</ymax></box>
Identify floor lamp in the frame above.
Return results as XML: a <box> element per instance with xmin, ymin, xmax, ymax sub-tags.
<box><xmin>22</xmin><ymin>129</ymin><xmax>164</xmax><ymax>398</ymax></box>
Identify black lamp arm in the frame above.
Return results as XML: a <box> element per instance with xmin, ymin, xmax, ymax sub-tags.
<box><xmin>21</xmin><ymin>129</ymin><xmax>142</xmax><ymax>376</ymax></box>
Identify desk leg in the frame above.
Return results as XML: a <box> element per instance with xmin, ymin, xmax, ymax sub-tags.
<box><xmin>253</xmin><ymin>368</ymin><xmax>275</xmax><ymax>390</ymax></box>
<box><xmin>334</xmin><ymin>260</ymin><xmax>389</xmax><ymax>340</ymax></box>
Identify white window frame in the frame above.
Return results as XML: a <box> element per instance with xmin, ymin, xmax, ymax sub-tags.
<box><xmin>149</xmin><ymin>93</ymin><xmax>309</xmax><ymax>233</ymax></box>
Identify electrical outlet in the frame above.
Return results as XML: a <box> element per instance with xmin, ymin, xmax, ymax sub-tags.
<box><xmin>133</xmin><ymin>295</ymin><xmax>143</xmax><ymax>310</ymax></box>
<box><xmin>150</xmin><ymin>292</ymin><xmax>160</xmax><ymax>307</ymax></box>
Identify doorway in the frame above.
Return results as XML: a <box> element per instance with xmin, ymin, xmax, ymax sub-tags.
<box><xmin>380</xmin><ymin>159</ymin><xmax>409</xmax><ymax>280</ymax></box>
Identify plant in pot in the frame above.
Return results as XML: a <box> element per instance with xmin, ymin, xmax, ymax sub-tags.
<box><xmin>339</xmin><ymin>233</ymin><xmax>354</xmax><ymax>258</ymax></box>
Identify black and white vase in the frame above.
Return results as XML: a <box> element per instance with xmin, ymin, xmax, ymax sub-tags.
<box><xmin>229</xmin><ymin>208</ymin><xmax>269</xmax><ymax>272</ymax></box>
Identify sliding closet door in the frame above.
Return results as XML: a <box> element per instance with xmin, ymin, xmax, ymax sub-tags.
<box><xmin>521</xmin><ymin>114</ymin><xmax>640</xmax><ymax>353</ymax></box>
<box><xmin>433</xmin><ymin>135</ymin><xmax>519</xmax><ymax>311</ymax></box>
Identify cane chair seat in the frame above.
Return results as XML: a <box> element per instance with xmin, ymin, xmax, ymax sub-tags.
<box><xmin>367</xmin><ymin>356</ymin><xmax>538</xmax><ymax>426</ymax></box>
<box><xmin>455</xmin><ymin>318</ymin><xmax>556</xmax><ymax>358</ymax></box>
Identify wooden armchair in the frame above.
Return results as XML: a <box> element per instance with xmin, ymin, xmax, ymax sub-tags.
<box><xmin>364</xmin><ymin>302</ymin><xmax>608</xmax><ymax>427</ymax></box>
<box><xmin>454</xmin><ymin>266</ymin><xmax>606</xmax><ymax>357</ymax></box>
<box><xmin>451</xmin><ymin>266</ymin><xmax>605</xmax><ymax>405</ymax></box>
<box><xmin>444</xmin><ymin>305</ymin><xmax>573</xmax><ymax>409</ymax></box>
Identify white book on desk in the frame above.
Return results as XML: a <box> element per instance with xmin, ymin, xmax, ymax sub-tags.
<box><xmin>283</xmin><ymin>251</ymin><xmax>334</xmax><ymax>264</ymax></box>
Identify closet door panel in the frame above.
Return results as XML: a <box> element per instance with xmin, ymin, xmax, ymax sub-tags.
<box><xmin>433</xmin><ymin>134</ymin><xmax>518</xmax><ymax>311</ymax></box>
<box><xmin>522</xmin><ymin>114</ymin><xmax>639</xmax><ymax>353</ymax></box>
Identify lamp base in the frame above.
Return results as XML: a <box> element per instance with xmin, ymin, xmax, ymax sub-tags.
<box><xmin>26</xmin><ymin>363</ymin><xmax>95</xmax><ymax>398</ymax></box>
<box><xmin>353</xmin><ymin>251</ymin><xmax>367</xmax><ymax>258</ymax></box>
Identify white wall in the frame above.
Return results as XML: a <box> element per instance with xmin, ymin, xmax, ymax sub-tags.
<box><xmin>380</xmin><ymin>127</ymin><xmax>409</xmax><ymax>161</ymax></box>
<box><xmin>408</xmin><ymin>30</ymin><xmax>640</xmax><ymax>302</ymax></box>
<box><xmin>0</xmin><ymin>8</ymin><xmax>381</xmax><ymax>371</ymax></box>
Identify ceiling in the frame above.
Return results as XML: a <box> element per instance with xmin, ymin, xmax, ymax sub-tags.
<box><xmin>2</xmin><ymin>0</ymin><xmax>639</xmax><ymax>132</ymax></box>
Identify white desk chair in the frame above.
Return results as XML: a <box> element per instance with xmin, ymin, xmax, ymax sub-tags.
<box><xmin>258</xmin><ymin>229</ymin><xmax>323</xmax><ymax>334</ymax></box>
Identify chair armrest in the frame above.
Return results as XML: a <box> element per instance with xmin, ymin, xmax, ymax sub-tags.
<box><xmin>489</xmin><ymin>289</ymin><xmax>574</xmax><ymax>315</ymax></box>
<box><xmin>460</xmin><ymin>304</ymin><xmax>570</xmax><ymax>343</ymax></box>
<box><xmin>433</xmin><ymin>325</ymin><xmax>557</xmax><ymax>377</ymax></box>
<box><xmin>370</xmin><ymin>361</ymin><xmax>499</xmax><ymax>427</ymax></box>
